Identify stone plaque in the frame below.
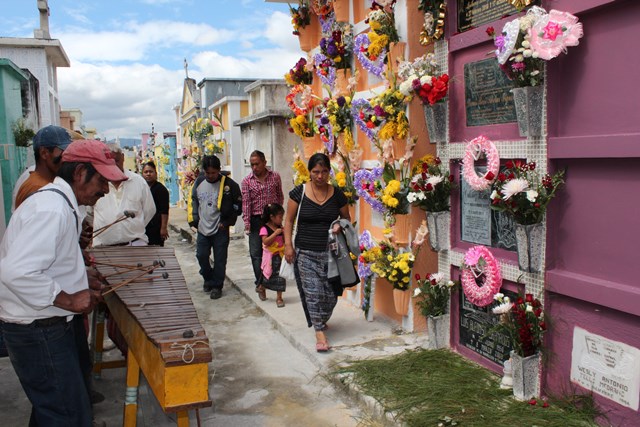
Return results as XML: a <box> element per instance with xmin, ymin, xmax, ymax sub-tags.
<box><xmin>571</xmin><ymin>327</ymin><xmax>640</xmax><ymax>411</ymax></box>
<box><xmin>464</xmin><ymin>58</ymin><xmax>517</xmax><ymax>127</ymax></box>
<box><xmin>457</xmin><ymin>0</ymin><xmax>540</xmax><ymax>33</ymax></box>
<box><xmin>461</xmin><ymin>166</ymin><xmax>491</xmax><ymax>245</ymax></box>
<box><xmin>459</xmin><ymin>288</ymin><xmax>517</xmax><ymax>365</ymax></box>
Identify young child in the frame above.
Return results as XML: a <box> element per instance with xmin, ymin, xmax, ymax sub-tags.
<box><xmin>257</xmin><ymin>203</ymin><xmax>287</xmax><ymax>307</ymax></box>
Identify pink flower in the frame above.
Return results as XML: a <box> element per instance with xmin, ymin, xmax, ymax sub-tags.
<box><xmin>529</xmin><ymin>9</ymin><xmax>583</xmax><ymax>60</ymax></box>
<box><xmin>543</xmin><ymin>21</ymin><xmax>563</xmax><ymax>41</ymax></box>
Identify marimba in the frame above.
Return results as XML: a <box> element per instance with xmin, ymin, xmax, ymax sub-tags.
<box><xmin>91</xmin><ymin>246</ymin><xmax>212</xmax><ymax>426</ymax></box>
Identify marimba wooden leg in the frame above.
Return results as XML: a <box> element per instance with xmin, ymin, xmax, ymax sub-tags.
<box><xmin>91</xmin><ymin>305</ymin><xmax>106</xmax><ymax>379</ymax></box>
<box><xmin>123</xmin><ymin>352</ymin><xmax>141</xmax><ymax>427</ymax></box>
<box><xmin>176</xmin><ymin>411</ymin><xmax>189</xmax><ymax>427</ymax></box>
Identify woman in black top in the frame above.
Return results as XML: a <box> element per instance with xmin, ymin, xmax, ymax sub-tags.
<box><xmin>284</xmin><ymin>153</ymin><xmax>350</xmax><ymax>352</ymax></box>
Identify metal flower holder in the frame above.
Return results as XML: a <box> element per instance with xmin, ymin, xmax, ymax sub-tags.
<box><xmin>426</xmin><ymin>211</ymin><xmax>450</xmax><ymax>251</ymax></box>
<box><xmin>510</xmin><ymin>351</ymin><xmax>540</xmax><ymax>401</ymax></box>
<box><xmin>425</xmin><ymin>313</ymin><xmax>450</xmax><ymax>350</ymax></box>
<box><xmin>514</xmin><ymin>222</ymin><xmax>544</xmax><ymax>273</ymax></box>
<box><xmin>511</xmin><ymin>86</ymin><xmax>544</xmax><ymax>138</ymax></box>
<box><xmin>423</xmin><ymin>100</ymin><xmax>448</xmax><ymax>143</ymax></box>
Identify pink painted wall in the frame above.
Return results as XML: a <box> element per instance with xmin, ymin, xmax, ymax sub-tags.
<box><xmin>444</xmin><ymin>0</ymin><xmax>640</xmax><ymax>423</ymax></box>
<box><xmin>544</xmin><ymin>2</ymin><xmax>640</xmax><ymax>423</ymax></box>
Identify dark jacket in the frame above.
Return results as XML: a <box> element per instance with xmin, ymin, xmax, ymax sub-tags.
<box><xmin>188</xmin><ymin>172</ymin><xmax>242</xmax><ymax>229</ymax></box>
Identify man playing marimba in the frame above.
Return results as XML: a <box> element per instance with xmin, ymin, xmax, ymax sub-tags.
<box><xmin>0</xmin><ymin>140</ymin><xmax>128</xmax><ymax>426</ymax></box>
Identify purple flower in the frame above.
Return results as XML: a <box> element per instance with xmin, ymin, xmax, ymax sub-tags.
<box><xmin>374</xmin><ymin>105</ymin><xmax>386</xmax><ymax>117</ymax></box>
<box><xmin>337</xmin><ymin>96</ymin><xmax>346</xmax><ymax>107</ymax></box>
<box><xmin>353</xmin><ymin>33</ymin><xmax>386</xmax><ymax>78</ymax></box>
<box><xmin>320</xmin><ymin>116</ymin><xmax>330</xmax><ymax>125</ymax></box>
<box><xmin>494</xmin><ymin>35</ymin><xmax>506</xmax><ymax>51</ymax></box>
<box><xmin>327</xmin><ymin>44</ymin><xmax>338</xmax><ymax>57</ymax></box>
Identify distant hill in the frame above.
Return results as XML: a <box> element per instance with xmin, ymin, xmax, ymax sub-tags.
<box><xmin>107</xmin><ymin>138</ymin><xmax>141</xmax><ymax>148</ymax></box>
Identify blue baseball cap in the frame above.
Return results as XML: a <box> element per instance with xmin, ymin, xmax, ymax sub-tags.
<box><xmin>32</xmin><ymin>125</ymin><xmax>72</xmax><ymax>152</ymax></box>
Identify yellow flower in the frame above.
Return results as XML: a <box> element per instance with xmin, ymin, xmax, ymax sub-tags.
<box><xmin>387</xmin><ymin>255</ymin><xmax>393</xmax><ymax>261</ymax></box>
<box><xmin>369</xmin><ymin>20</ymin><xmax>381</xmax><ymax>32</ymax></box>
<box><xmin>402</xmin><ymin>276</ymin><xmax>410</xmax><ymax>283</ymax></box>
<box><xmin>379</xmin><ymin>122</ymin><xmax>396</xmax><ymax>140</ymax></box>
<box><xmin>343</xmin><ymin>129</ymin><xmax>354</xmax><ymax>152</ymax></box>
<box><xmin>335</xmin><ymin>56</ymin><xmax>342</xmax><ymax>63</ymax></box>
<box><xmin>338</xmin><ymin>179</ymin><xmax>347</xmax><ymax>187</ymax></box>
<box><xmin>218</xmin><ymin>140</ymin><xmax>225</xmax><ymax>148</ymax></box>
<box><xmin>296</xmin><ymin>114</ymin><xmax>306</xmax><ymax>124</ymax></box>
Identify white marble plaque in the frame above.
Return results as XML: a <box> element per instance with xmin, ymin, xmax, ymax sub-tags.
<box><xmin>570</xmin><ymin>326</ymin><xmax>640</xmax><ymax>410</ymax></box>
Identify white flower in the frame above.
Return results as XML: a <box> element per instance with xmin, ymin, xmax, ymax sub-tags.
<box><xmin>504</xmin><ymin>296</ymin><xmax>510</xmax><ymax>304</ymax></box>
<box><xmin>429</xmin><ymin>272</ymin><xmax>444</xmax><ymax>283</ymax></box>
<box><xmin>501</xmin><ymin>178</ymin><xmax>529</xmax><ymax>200</ymax></box>
<box><xmin>532</xmin><ymin>51</ymin><xmax>540</xmax><ymax>59</ymax></box>
<box><xmin>531</xmin><ymin>70</ymin><xmax>540</xmax><ymax>76</ymax></box>
<box><xmin>526</xmin><ymin>190</ymin><xmax>538</xmax><ymax>203</ymax></box>
<box><xmin>413</xmin><ymin>288</ymin><xmax>422</xmax><ymax>297</ymax></box>
<box><xmin>399</xmin><ymin>80</ymin><xmax>413</xmax><ymax>96</ymax></box>
<box><xmin>492</xmin><ymin>302</ymin><xmax>514</xmax><ymax>315</ymax></box>
<box><xmin>490</xmin><ymin>190</ymin><xmax>500</xmax><ymax>200</ymax></box>
<box><xmin>523</xmin><ymin>49</ymin><xmax>533</xmax><ymax>58</ymax></box>
<box><xmin>426</xmin><ymin>175</ymin><xmax>444</xmax><ymax>187</ymax></box>
<box><xmin>521</xmin><ymin>40</ymin><xmax>531</xmax><ymax>48</ymax></box>
<box><xmin>514</xmin><ymin>54</ymin><xmax>524</xmax><ymax>63</ymax></box>
<box><xmin>494</xmin><ymin>292</ymin><xmax>504</xmax><ymax>301</ymax></box>
<box><xmin>446</xmin><ymin>280</ymin><xmax>455</xmax><ymax>288</ymax></box>
<box><xmin>526</xmin><ymin>304</ymin><xmax>534</xmax><ymax>313</ymax></box>
<box><xmin>419</xmin><ymin>75</ymin><xmax>433</xmax><ymax>85</ymax></box>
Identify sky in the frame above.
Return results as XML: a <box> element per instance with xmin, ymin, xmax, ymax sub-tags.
<box><xmin>0</xmin><ymin>0</ymin><xmax>302</xmax><ymax>139</ymax></box>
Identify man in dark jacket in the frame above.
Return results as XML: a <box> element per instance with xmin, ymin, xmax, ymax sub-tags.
<box><xmin>188</xmin><ymin>155</ymin><xmax>242</xmax><ymax>299</ymax></box>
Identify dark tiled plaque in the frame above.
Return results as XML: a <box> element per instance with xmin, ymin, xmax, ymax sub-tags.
<box><xmin>464</xmin><ymin>58</ymin><xmax>517</xmax><ymax>127</ymax></box>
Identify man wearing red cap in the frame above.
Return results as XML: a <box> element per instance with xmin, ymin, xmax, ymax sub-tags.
<box><xmin>0</xmin><ymin>139</ymin><xmax>127</xmax><ymax>426</ymax></box>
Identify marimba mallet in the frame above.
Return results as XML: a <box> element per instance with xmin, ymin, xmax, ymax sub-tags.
<box><xmin>95</xmin><ymin>260</ymin><xmax>165</xmax><ymax>277</ymax></box>
<box><xmin>132</xmin><ymin>272</ymin><xmax>170</xmax><ymax>282</ymax></box>
<box><xmin>92</xmin><ymin>210</ymin><xmax>136</xmax><ymax>238</ymax></box>
<box><xmin>102</xmin><ymin>264</ymin><xmax>162</xmax><ymax>296</ymax></box>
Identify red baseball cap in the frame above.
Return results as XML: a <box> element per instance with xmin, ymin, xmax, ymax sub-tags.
<box><xmin>61</xmin><ymin>140</ymin><xmax>128</xmax><ymax>182</ymax></box>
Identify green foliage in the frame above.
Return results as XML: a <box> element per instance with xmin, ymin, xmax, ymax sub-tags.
<box><xmin>12</xmin><ymin>119</ymin><xmax>35</xmax><ymax>147</ymax></box>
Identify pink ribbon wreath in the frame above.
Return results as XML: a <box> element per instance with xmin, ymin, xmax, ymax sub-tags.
<box><xmin>462</xmin><ymin>135</ymin><xmax>500</xmax><ymax>191</ymax></box>
<box><xmin>461</xmin><ymin>245</ymin><xmax>502</xmax><ymax>307</ymax></box>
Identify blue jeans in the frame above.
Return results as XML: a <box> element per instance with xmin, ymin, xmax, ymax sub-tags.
<box><xmin>248</xmin><ymin>216</ymin><xmax>263</xmax><ymax>285</ymax></box>
<box><xmin>3</xmin><ymin>318</ymin><xmax>92</xmax><ymax>426</ymax></box>
<box><xmin>196</xmin><ymin>228</ymin><xmax>230</xmax><ymax>289</ymax></box>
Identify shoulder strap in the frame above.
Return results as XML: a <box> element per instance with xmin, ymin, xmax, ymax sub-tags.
<box><xmin>216</xmin><ymin>175</ymin><xmax>226</xmax><ymax>209</ymax></box>
<box><xmin>34</xmin><ymin>188</ymin><xmax>79</xmax><ymax>230</ymax></box>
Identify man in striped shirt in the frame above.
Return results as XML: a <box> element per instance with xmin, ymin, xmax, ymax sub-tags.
<box><xmin>241</xmin><ymin>151</ymin><xmax>284</xmax><ymax>288</ymax></box>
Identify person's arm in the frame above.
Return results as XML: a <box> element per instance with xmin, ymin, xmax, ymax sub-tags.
<box><xmin>275</xmin><ymin>173</ymin><xmax>284</xmax><ymax>205</ymax></box>
<box><xmin>0</xmin><ymin>211</ymin><xmax>87</xmax><ymax>311</ymax></box>
<box><xmin>53</xmin><ymin>289</ymin><xmax>97</xmax><ymax>314</ymax></box>
<box><xmin>188</xmin><ymin>178</ymin><xmax>200</xmax><ymax>228</ymax></box>
<box><xmin>284</xmin><ymin>198</ymin><xmax>299</xmax><ymax>263</ymax></box>
<box><xmin>159</xmin><ymin>185</ymin><xmax>170</xmax><ymax>240</ymax></box>
<box><xmin>140</xmin><ymin>179</ymin><xmax>157</xmax><ymax>227</ymax></box>
<box><xmin>241</xmin><ymin>177</ymin><xmax>251</xmax><ymax>233</ymax></box>
<box><xmin>262</xmin><ymin>227</ymin><xmax>283</xmax><ymax>247</ymax></box>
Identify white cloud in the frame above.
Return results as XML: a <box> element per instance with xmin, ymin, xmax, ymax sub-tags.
<box><xmin>57</xmin><ymin>21</ymin><xmax>235</xmax><ymax>62</ymax></box>
<box><xmin>58</xmin><ymin>62</ymin><xmax>183</xmax><ymax>139</ymax></box>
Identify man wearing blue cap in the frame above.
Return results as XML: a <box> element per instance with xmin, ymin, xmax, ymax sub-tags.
<box><xmin>14</xmin><ymin>125</ymin><xmax>72</xmax><ymax>208</ymax></box>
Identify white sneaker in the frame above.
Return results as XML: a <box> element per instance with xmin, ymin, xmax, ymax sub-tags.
<box><xmin>102</xmin><ymin>338</ymin><xmax>116</xmax><ymax>351</ymax></box>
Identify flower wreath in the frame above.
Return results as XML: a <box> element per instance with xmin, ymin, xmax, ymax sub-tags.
<box><xmin>351</xmin><ymin>98</ymin><xmax>379</xmax><ymax>142</ymax></box>
<box><xmin>286</xmin><ymin>85</ymin><xmax>314</xmax><ymax>116</ymax></box>
<box><xmin>461</xmin><ymin>245</ymin><xmax>502</xmax><ymax>307</ymax></box>
<box><xmin>354</xmin><ymin>33</ymin><xmax>387</xmax><ymax>78</ymax></box>
<box><xmin>311</xmin><ymin>0</ymin><xmax>334</xmax><ymax>17</ymax></box>
<box><xmin>354</xmin><ymin>167</ymin><xmax>386</xmax><ymax>213</ymax></box>
<box><xmin>313</xmin><ymin>53</ymin><xmax>337</xmax><ymax>88</ymax></box>
<box><xmin>462</xmin><ymin>135</ymin><xmax>500</xmax><ymax>191</ymax></box>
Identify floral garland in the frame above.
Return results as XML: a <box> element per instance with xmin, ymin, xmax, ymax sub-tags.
<box><xmin>354</xmin><ymin>167</ymin><xmax>386</xmax><ymax>213</ymax></box>
<box><xmin>358</xmin><ymin>230</ymin><xmax>376</xmax><ymax>319</ymax></box>
<box><xmin>461</xmin><ymin>245</ymin><xmax>502</xmax><ymax>307</ymax></box>
<box><xmin>462</xmin><ymin>135</ymin><xmax>500</xmax><ymax>191</ymax></box>
<box><xmin>319</xmin><ymin>11</ymin><xmax>335</xmax><ymax>34</ymax></box>
<box><xmin>315</xmin><ymin>114</ymin><xmax>335</xmax><ymax>153</ymax></box>
<box><xmin>313</xmin><ymin>53</ymin><xmax>337</xmax><ymax>88</ymax></box>
<box><xmin>354</xmin><ymin>33</ymin><xmax>387</xmax><ymax>78</ymax></box>
<box><xmin>286</xmin><ymin>85</ymin><xmax>314</xmax><ymax>116</ymax></box>
<box><xmin>351</xmin><ymin>98</ymin><xmax>378</xmax><ymax>142</ymax></box>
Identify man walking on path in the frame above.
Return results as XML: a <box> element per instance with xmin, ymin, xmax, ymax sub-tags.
<box><xmin>189</xmin><ymin>155</ymin><xmax>242</xmax><ymax>299</ymax></box>
<box><xmin>241</xmin><ymin>150</ymin><xmax>283</xmax><ymax>287</ymax></box>
<box><xmin>142</xmin><ymin>161</ymin><xmax>170</xmax><ymax>246</ymax></box>
<box><xmin>0</xmin><ymin>139</ymin><xmax>128</xmax><ymax>426</ymax></box>
<box><xmin>92</xmin><ymin>143</ymin><xmax>156</xmax><ymax>247</ymax></box>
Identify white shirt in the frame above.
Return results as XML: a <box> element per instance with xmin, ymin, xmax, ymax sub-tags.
<box><xmin>92</xmin><ymin>169</ymin><xmax>156</xmax><ymax>246</ymax></box>
<box><xmin>0</xmin><ymin>178</ymin><xmax>87</xmax><ymax>323</ymax></box>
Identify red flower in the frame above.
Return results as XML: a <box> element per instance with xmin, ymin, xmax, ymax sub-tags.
<box><xmin>528</xmin><ymin>162</ymin><xmax>536</xmax><ymax>170</ymax></box>
<box><xmin>505</xmin><ymin>160</ymin><xmax>514</xmax><ymax>169</ymax></box>
<box><xmin>425</xmin><ymin>183</ymin><xmax>434</xmax><ymax>191</ymax></box>
<box><xmin>448</xmin><ymin>175</ymin><xmax>454</xmax><ymax>182</ymax></box>
<box><xmin>498</xmin><ymin>173</ymin><xmax>506</xmax><ymax>182</ymax></box>
<box><xmin>539</xmin><ymin>321</ymin><xmax>546</xmax><ymax>330</ymax></box>
<box><xmin>534</xmin><ymin>308</ymin><xmax>542</xmax><ymax>317</ymax></box>
<box><xmin>485</xmin><ymin>171</ymin><xmax>495</xmax><ymax>181</ymax></box>
<box><xmin>486</xmin><ymin>26</ymin><xmax>495</xmax><ymax>37</ymax></box>
<box><xmin>528</xmin><ymin>398</ymin><xmax>537</xmax><ymax>405</ymax></box>
<box><xmin>415</xmin><ymin>273</ymin><xmax>421</xmax><ymax>281</ymax></box>
<box><xmin>525</xmin><ymin>294</ymin><xmax>534</xmax><ymax>303</ymax></box>
<box><xmin>517</xmin><ymin>297</ymin><xmax>524</xmax><ymax>305</ymax></box>
<box><xmin>542</xmin><ymin>401</ymin><xmax>549</xmax><ymax>408</ymax></box>
<box><xmin>435</xmin><ymin>157</ymin><xmax>442</xmax><ymax>165</ymax></box>
<box><xmin>366</xmin><ymin>121</ymin><xmax>375</xmax><ymax>129</ymax></box>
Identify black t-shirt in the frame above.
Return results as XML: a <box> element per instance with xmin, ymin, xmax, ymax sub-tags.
<box><xmin>146</xmin><ymin>181</ymin><xmax>170</xmax><ymax>233</ymax></box>
<box><xmin>289</xmin><ymin>184</ymin><xmax>348</xmax><ymax>251</ymax></box>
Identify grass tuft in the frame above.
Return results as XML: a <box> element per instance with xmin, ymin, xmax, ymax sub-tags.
<box><xmin>335</xmin><ymin>349</ymin><xmax>602</xmax><ymax>427</ymax></box>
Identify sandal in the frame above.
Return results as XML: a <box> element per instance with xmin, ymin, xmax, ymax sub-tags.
<box><xmin>257</xmin><ymin>286</ymin><xmax>267</xmax><ymax>301</ymax></box>
<box><xmin>315</xmin><ymin>341</ymin><xmax>330</xmax><ymax>352</ymax></box>
<box><xmin>276</xmin><ymin>299</ymin><xmax>285</xmax><ymax>308</ymax></box>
